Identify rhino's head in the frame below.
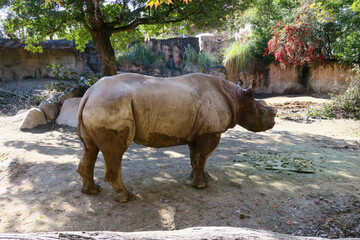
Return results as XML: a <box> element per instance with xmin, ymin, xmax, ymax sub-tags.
<box><xmin>237</xmin><ymin>81</ymin><xmax>277</xmax><ymax>132</ymax></box>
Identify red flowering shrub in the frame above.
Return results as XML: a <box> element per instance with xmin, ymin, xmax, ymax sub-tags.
<box><xmin>265</xmin><ymin>6</ymin><xmax>328</xmax><ymax>68</ymax></box>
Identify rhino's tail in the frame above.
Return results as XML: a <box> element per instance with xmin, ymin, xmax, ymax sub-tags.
<box><xmin>77</xmin><ymin>89</ymin><xmax>91</xmax><ymax>151</ymax></box>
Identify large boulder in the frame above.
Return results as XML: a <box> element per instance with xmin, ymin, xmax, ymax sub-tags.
<box><xmin>11</xmin><ymin>108</ymin><xmax>47</xmax><ymax>130</ymax></box>
<box><xmin>39</xmin><ymin>100</ymin><xmax>60</xmax><ymax>121</ymax></box>
<box><xmin>59</xmin><ymin>87</ymin><xmax>82</xmax><ymax>104</ymax></box>
<box><xmin>56</xmin><ymin>98</ymin><xmax>81</xmax><ymax>127</ymax></box>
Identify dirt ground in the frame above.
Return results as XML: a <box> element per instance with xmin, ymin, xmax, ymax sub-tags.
<box><xmin>0</xmin><ymin>94</ymin><xmax>359</xmax><ymax>238</ymax></box>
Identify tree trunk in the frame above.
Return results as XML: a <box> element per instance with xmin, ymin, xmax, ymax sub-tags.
<box><xmin>92</xmin><ymin>32</ymin><xmax>117</xmax><ymax>77</ymax></box>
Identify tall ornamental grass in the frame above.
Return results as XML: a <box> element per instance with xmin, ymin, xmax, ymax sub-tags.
<box><xmin>223</xmin><ymin>42</ymin><xmax>254</xmax><ymax>73</ymax></box>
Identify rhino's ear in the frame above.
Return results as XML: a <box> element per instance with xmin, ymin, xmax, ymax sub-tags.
<box><xmin>244</xmin><ymin>80</ymin><xmax>256</xmax><ymax>98</ymax></box>
<box><xmin>236</xmin><ymin>79</ymin><xmax>243</xmax><ymax>87</ymax></box>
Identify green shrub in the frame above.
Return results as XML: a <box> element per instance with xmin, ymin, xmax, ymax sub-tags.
<box><xmin>197</xmin><ymin>52</ymin><xmax>215</xmax><ymax>72</ymax></box>
<box><xmin>325</xmin><ymin>66</ymin><xmax>360</xmax><ymax>118</ymax></box>
<box><xmin>118</xmin><ymin>45</ymin><xmax>154</xmax><ymax>66</ymax></box>
<box><xmin>47</xmin><ymin>64</ymin><xmax>73</xmax><ymax>81</ymax></box>
<box><xmin>305</xmin><ymin>106</ymin><xmax>334</xmax><ymax>119</ymax></box>
<box><xmin>46</xmin><ymin>64</ymin><xmax>99</xmax><ymax>93</ymax></box>
<box><xmin>154</xmin><ymin>52</ymin><xmax>166</xmax><ymax>66</ymax></box>
<box><xmin>184</xmin><ymin>46</ymin><xmax>216</xmax><ymax>73</ymax></box>
<box><xmin>184</xmin><ymin>46</ymin><xmax>199</xmax><ymax>66</ymax></box>
<box><xmin>118</xmin><ymin>44</ymin><xmax>217</xmax><ymax>72</ymax></box>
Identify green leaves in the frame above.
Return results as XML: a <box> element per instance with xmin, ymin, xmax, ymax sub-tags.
<box><xmin>146</xmin><ymin>0</ymin><xmax>193</xmax><ymax>8</ymax></box>
<box><xmin>2</xmin><ymin>0</ymin><xmax>247</xmax><ymax>76</ymax></box>
<box><xmin>44</xmin><ymin>0</ymin><xmax>60</xmax><ymax>7</ymax></box>
<box><xmin>323</xmin><ymin>66</ymin><xmax>360</xmax><ymax>118</ymax></box>
<box><xmin>351</xmin><ymin>0</ymin><xmax>360</xmax><ymax>12</ymax></box>
<box><xmin>146</xmin><ymin>0</ymin><xmax>173</xmax><ymax>8</ymax></box>
<box><xmin>311</xmin><ymin>0</ymin><xmax>360</xmax><ymax>64</ymax></box>
<box><xmin>223</xmin><ymin>42</ymin><xmax>254</xmax><ymax>73</ymax></box>
<box><xmin>3</xmin><ymin>0</ymin><xmax>70</xmax><ymax>52</ymax></box>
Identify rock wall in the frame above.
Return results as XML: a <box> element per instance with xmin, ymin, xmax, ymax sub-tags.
<box><xmin>198</xmin><ymin>35</ymin><xmax>233</xmax><ymax>53</ymax></box>
<box><xmin>0</xmin><ymin>39</ymin><xmax>101</xmax><ymax>81</ymax></box>
<box><xmin>1</xmin><ymin>37</ymin><xmax>354</xmax><ymax>95</ymax></box>
<box><xmin>118</xmin><ymin>37</ymin><xmax>200</xmax><ymax>77</ymax></box>
<box><xmin>226</xmin><ymin>62</ymin><xmax>353</xmax><ymax>94</ymax></box>
<box><xmin>146</xmin><ymin>37</ymin><xmax>200</xmax><ymax>69</ymax></box>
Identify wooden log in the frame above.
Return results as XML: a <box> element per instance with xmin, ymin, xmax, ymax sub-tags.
<box><xmin>0</xmin><ymin>227</ymin><xmax>329</xmax><ymax>240</ymax></box>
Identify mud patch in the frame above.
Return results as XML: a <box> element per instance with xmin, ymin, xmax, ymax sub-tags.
<box><xmin>272</xmin><ymin>101</ymin><xmax>320</xmax><ymax>110</ymax></box>
<box><xmin>271</xmin><ymin>100</ymin><xmax>324</xmax><ymax>123</ymax></box>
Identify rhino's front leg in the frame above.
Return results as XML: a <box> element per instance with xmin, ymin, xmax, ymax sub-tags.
<box><xmin>188</xmin><ymin>133</ymin><xmax>221</xmax><ymax>189</ymax></box>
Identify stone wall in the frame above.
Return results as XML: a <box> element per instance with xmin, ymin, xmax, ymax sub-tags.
<box><xmin>226</xmin><ymin>61</ymin><xmax>352</xmax><ymax>94</ymax></box>
<box><xmin>0</xmin><ymin>39</ymin><xmax>101</xmax><ymax>81</ymax></box>
<box><xmin>146</xmin><ymin>37</ymin><xmax>199</xmax><ymax>69</ymax></box>
<box><xmin>1</xmin><ymin>37</ymin><xmax>353</xmax><ymax>95</ymax></box>
<box><xmin>198</xmin><ymin>35</ymin><xmax>233</xmax><ymax>53</ymax></box>
<box><xmin>118</xmin><ymin>37</ymin><xmax>200</xmax><ymax>77</ymax></box>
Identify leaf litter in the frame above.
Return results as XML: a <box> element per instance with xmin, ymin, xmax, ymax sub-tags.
<box><xmin>235</xmin><ymin>152</ymin><xmax>315</xmax><ymax>173</ymax></box>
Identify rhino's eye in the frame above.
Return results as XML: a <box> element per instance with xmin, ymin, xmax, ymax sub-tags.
<box><xmin>259</xmin><ymin>107</ymin><xmax>265</xmax><ymax>115</ymax></box>
<box><xmin>258</xmin><ymin>100</ymin><xmax>267</xmax><ymax>107</ymax></box>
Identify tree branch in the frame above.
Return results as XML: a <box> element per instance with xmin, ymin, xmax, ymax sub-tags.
<box><xmin>82</xmin><ymin>19</ymin><xmax>95</xmax><ymax>35</ymax></box>
<box><xmin>86</xmin><ymin>0</ymin><xmax>104</xmax><ymax>29</ymax></box>
<box><xmin>110</xmin><ymin>4</ymin><xmax>199</xmax><ymax>34</ymax></box>
<box><xmin>42</xmin><ymin>22</ymin><xmax>65</xmax><ymax>37</ymax></box>
<box><xmin>80</xmin><ymin>7</ymin><xmax>94</xmax><ymax>35</ymax></box>
<box><xmin>111</xmin><ymin>15</ymin><xmax>189</xmax><ymax>33</ymax></box>
<box><xmin>111</xmin><ymin>18</ymin><xmax>150</xmax><ymax>33</ymax></box>
<box><xmin>106</xmin><ymin>5</ymin><xmax>148</xmax><ymax>28</ymax></box>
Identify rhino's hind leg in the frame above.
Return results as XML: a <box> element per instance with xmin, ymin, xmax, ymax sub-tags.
<box><xmin>77</xmin><ymin>139</ymin><xmax>101</xmax><ymax>195</ymax></box>
<box><xmin>188</xmin><ymin>133</ymin><xmax>221</xmax><ymax>189</ymax></box>
<box><xmin>95</xmin><ymin>126</ymin><xmax>135</xmax><ymax>203</ymax></box>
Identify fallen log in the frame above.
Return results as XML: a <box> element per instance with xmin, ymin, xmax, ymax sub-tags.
<box><xmin>0</xmin><ymin>227</ymin><xmax>344</xmax><ymax>240</ymax></box>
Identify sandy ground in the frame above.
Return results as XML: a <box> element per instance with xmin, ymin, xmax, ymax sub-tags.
<box><xmin>0</xmin><ymin>96</ymin><xmax>359</xmax><ymax>238</ymax></box>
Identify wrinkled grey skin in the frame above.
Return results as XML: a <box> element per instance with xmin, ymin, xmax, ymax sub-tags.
<box><xmin>77</xmin><ymin>73</ymin><xmax>277</xmax><ymax>202</ymax></box>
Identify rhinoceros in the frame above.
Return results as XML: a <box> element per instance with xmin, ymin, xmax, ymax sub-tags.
<box><xmin>77</xmin><ymin>73</ymin><xmax>276</xmax><ymax>202</ymax></box>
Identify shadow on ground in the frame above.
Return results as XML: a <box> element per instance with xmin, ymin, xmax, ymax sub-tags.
<box><xmin>1</xmin><ymin>124</ymin><xmax>359</xmax><ymax>237</ymax></box>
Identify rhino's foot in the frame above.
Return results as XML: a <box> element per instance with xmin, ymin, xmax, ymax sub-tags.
<box><xmin>114</xmin><ymin>191</ymin><xmax>135</xmax><ymax>203</ymax></box>
<box><xmin>193</xmin><ymin>179</ymin><xmax>210</xmax><ymax>189</ymax></box>
<box><xmin>191</xmin><ymin>170</ymin><xmax>210</xmax><ymax>189</ymax></box>
<box><xmin>81</xmin><ymin>184</ymin><xmax>102</xmax><ymax>195</ymax></box>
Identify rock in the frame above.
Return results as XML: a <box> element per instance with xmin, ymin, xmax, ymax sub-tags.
<box><xmin>47</xmin><ymin>93</ymin><xmax>62</xmax><ymax>103</ymax></box>
<box><xmin>184</xmin><ymin>64</ymin><xmax>199</xmax><ymax>74</ymax></box>
<box><xmin>209</xmin><ymin>65</ymin><xmax>226</xmax><ymax>79</ymax></box>
<box><xmin>56</xmin><ymin>98</ymin><xmax>81</xmax><ymax>127</ymax></box>
<box><xmin>146</xmin><ymin>37</ymin><xmax>199</xmax><ymax>69</ymax></box>
<box><xmin>11</xmin><ymin>108</ymin><xmax>47</xmax><ymax>130</ymax></box>
<box><xmin>39</xmin><ymin>100</ymin><xmax>60</xmax><ymax>121</ymax></box>
<box><xmin>59</xmin><ymin>87</ymin><xmax>81</xmax><ymax>104</ymax></box>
